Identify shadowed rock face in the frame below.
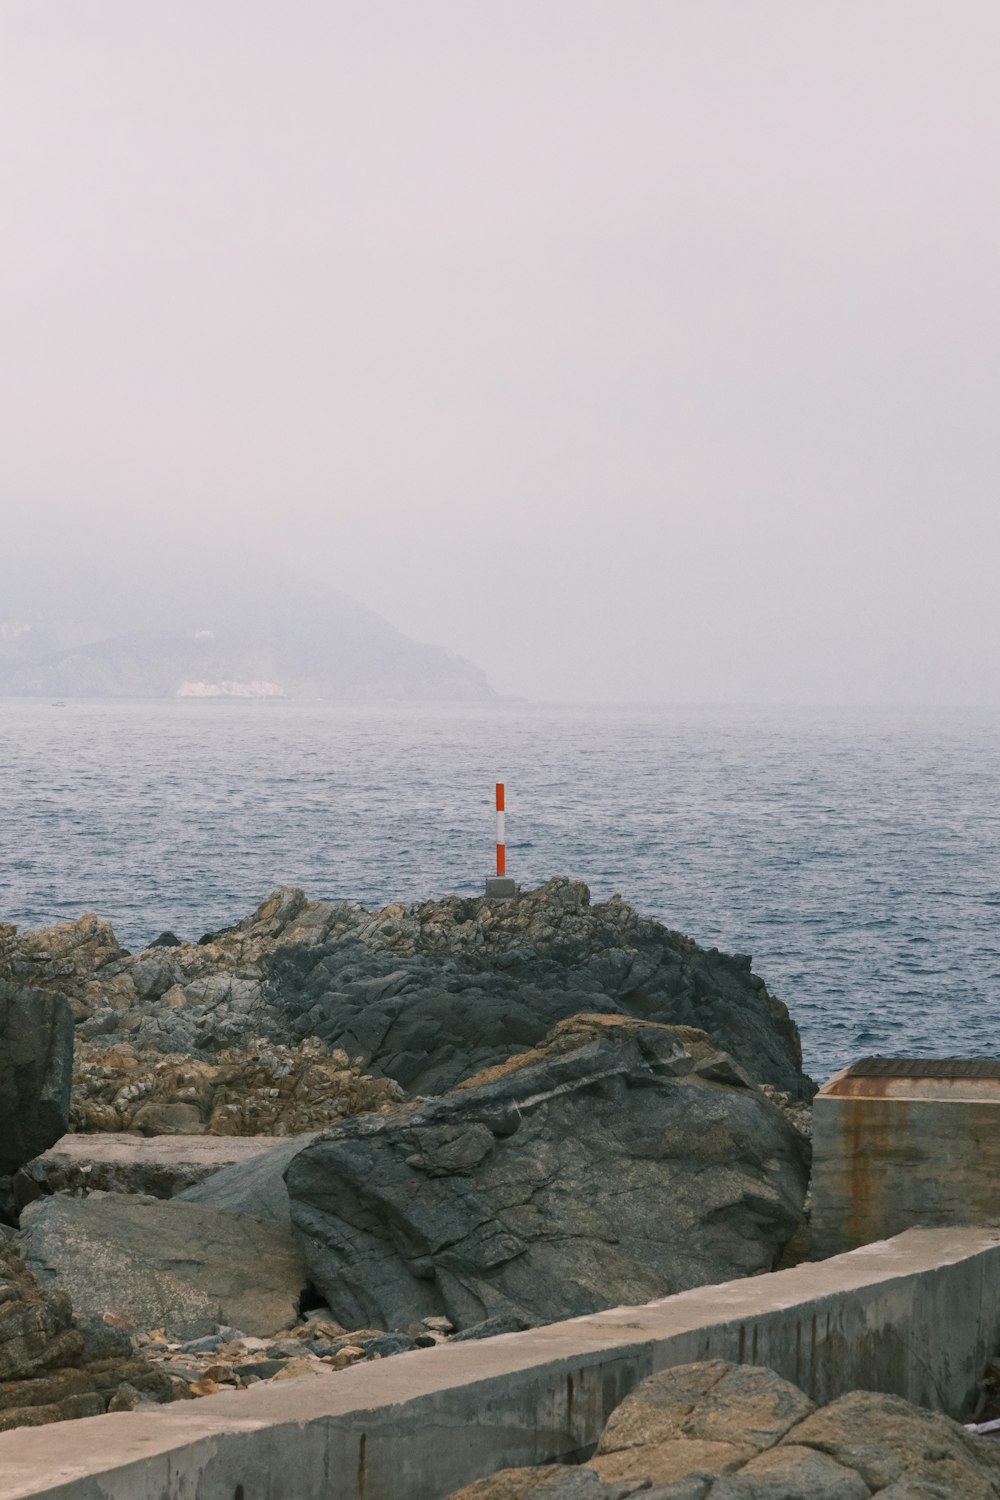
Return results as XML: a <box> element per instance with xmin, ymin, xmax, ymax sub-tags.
<box><xmin>285</xmin><ymin>1016</ymin><xmax>810</xmax><ymax>1333</ymax></box>
<box><xmin>0</xmin><ymin>972</ymin><xmax>74</xmax><ymax>1176</ymax></box>
<box><xmin>449</xmin><ymin>1361</ymin><xmax>1000</xmax><ymax>1500</ymax></box>
<box><xmin>8</xmin><ymin>878</ymin><xmax>811</xmax><ymax>1113</ymax></box>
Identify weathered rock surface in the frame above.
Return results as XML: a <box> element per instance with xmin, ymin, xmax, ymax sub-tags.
<box><xmin>450</xmin><ymin>1361</ymin><xmax>1000</xmax><ymax>1500</ymax></box>
<box><xmin>0</xmin><ymin>1235</ymin><xmax>186</xmax><ymax>1432</ymax></box>
<box><xmin>6</xmin><ymin>878</ymin><xmax>811</xmax><ymax>1106</ymax></box>
<box><xmin>286</xmin><ymin>1015</ymin><xmax>809</xmax><ymax>1332</ymax></box>
<box><xmin>0</xmin><ymin>964</ymin><xmax>74</xmax><ymax>1176</ymax></box>
<box><xmin>18</xmin><ymin>1192</ymin><xmax>307</xmax><ymax>1337</ymax></box>
<box><xmin>0</xmin><ymin>1223</ymin><xmax>439</xmax><ymax>1430</ymax></box>
<box><xmin>70</xmin><ymin>1036</ymin><xmax>402</xmax><ymax>1135</ymax></box>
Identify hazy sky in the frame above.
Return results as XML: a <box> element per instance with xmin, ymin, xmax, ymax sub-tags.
<box><xmin>3</xmin><ymin>2</ymin><xmax>999</xmax><ymax>702</ymax></box>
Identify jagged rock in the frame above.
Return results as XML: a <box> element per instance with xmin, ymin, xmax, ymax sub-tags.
<box><xmin>2</xmin><ymin>913</ymin><xmax>133</xmax><ymax>1022</ymax></box>
<box><xmin>18</xmin><ymin>1192</ymin><xmax>307</xmax><ymax>1337</ymax></box>
<box><xmin>263</xmin><ymin>880</ymin><xmax>809</xmax><ymax>1098</ymax></box>
<box><xmin>0</xmin><ymin>1235</ymin><xmax>82</xmax><ymax>1383</ymax></box>
<box><xmin>0</xmin><ymin>981</ymin><xmax>74</xmax><ymax>1176</ymax></box>
<box><xmin>9</xmin><ymin>879</ymin><xmax>811</xmax><ymax>1104</ymax></box>
<box><xmin>450</xmin><ymin>1362</ymin><xmax>1000</xmax><ymax>1500</ymax></box>
<box><xmin>149</xmin><ymin>931</ymin><xmax>182</xmax><ymax>948</ymax></box>
<box><xmin>286</xmin><ymin>1015</ymin><xmax>809</xmax><ymax>1333</ymax></box>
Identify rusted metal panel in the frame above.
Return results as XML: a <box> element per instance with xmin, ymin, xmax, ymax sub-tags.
<box><xmin>847</xmin><ymin>1057</ymin><xmax>1000</xmax><ymax>1080</ymax></box>
<box><xmin>822</xmin><ymin>1057</ymin><xmax>1000</xmax><ymax>1099</ymax></box>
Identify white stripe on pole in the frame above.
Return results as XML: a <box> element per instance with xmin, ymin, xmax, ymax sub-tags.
<box><xmin>496</xmin><ymin>782</ymin><xmax>506</xmax><ymax>876</ymax></box>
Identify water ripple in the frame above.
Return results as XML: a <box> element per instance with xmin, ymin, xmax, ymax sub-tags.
<box><xmin>3</xmin><ymin>699</ymin><xmax>1000</xmax><ymax>1084</ymax></box>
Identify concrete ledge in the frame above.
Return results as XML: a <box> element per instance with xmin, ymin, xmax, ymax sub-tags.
<box><xmin>39</xmin><ymin>1134</ymin><xmax>291</xmax><ymax>1170</ymax></box>
<box><xmin>3</xmin><ymin>1227</ymin><xmax>1000</xmax><ymax>1500</ymax></box>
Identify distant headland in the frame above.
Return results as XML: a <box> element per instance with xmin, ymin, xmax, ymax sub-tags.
<box><xmin>0</xmin><ymin>554</ymin><xmax>494</xmax><ymax>701</ymax></box>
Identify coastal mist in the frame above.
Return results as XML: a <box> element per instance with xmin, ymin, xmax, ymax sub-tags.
<box><xmin>4</xmin><ymin>698</ymin><xmax>1000</xmax><ymax>1086</ymax></box>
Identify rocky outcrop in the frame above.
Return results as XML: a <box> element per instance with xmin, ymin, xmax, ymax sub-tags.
<box><xmin>0</xmin><ymin>962</ymin><xmax>74</xmax><ymax>1176</ymax></box>
<box><xmin>450</xmin><ymin>1360</ymin><xmax>1000</xmax><ymax>1500</ymax></box>
<box><xmin>8</xmin><ymin>879</ymin><xmax>811</xmax><ymax>1105</ymax></box>
<box><xmin>18</xmin><ymin>1193</ymin><xmax>307</xmax><ymax>1337</ymax></box>
<box><xmin>286</xmin><ymin>1016</ymin><xmax>810</xmax><ymax>1333</ymax></box>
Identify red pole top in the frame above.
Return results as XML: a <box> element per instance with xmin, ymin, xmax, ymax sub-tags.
<box><xmin>496</xmin><ymin>782</ymin><xmax>505</xmax><ymax>811</ymax></box>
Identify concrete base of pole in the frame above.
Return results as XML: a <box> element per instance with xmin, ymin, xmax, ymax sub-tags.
<box><xmin>485</xmin><ymin>876</ymin><xmax>516</xmax><ymax>898</ymax></box>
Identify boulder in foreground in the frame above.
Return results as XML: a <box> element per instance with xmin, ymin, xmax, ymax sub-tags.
<box><xmin>287</xmin><ymin>1015</ymin><xmax>809</xmax><ymax>1333</ymax></box>
<box><xmin>449</xmin><ymin>1359</ymin><xmax>1000</xmax><ymax>1500</ymax></box>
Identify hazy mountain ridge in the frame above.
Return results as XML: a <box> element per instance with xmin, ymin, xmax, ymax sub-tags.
<box><xmin>0</xmin><ymin>553</ymin><xmax>494</xmax><ymax>700</ymax></box>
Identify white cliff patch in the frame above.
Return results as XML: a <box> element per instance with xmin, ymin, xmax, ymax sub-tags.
<box><xmin>176</xmin><ymin>680</ymin><xmax>284</xmax><ymax>698</ymax></box>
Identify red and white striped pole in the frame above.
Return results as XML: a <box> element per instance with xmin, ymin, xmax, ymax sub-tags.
<box><xmin>495</xmin><ymin>782</ymin><xmax>505</xmax><ymax>877</ymax></box>
<box><xmin>486</xmin><ymin>783</ymin><xmax>513</xmax><ymax>897</ymax></box>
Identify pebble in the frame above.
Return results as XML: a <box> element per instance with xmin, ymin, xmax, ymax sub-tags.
<box><xmin>140</xmin><ymin>1313</ymin><xmax>450</xmax><ymax>1400</ymax></box>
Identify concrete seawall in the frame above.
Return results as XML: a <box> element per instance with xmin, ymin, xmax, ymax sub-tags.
<box><xmin>3</xmin><ymin>1226</ymin><xmax>999</xmax><ymax>1500</ymax></box>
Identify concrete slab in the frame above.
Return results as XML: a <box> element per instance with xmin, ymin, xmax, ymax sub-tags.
<box><xmin>32</xmin><ymin>1134</ymin><xmax>296</xmax><ymax>1200</ymax></box>
<box><xmin>39</xmin><ymin>1134</ymin><xmax>291</xmax><ymax>1170</ymax></box>
<box><xmin>2</xmin><ymin>1226</ymin><xmax>999</xmax><ymax>1500</ymax></box>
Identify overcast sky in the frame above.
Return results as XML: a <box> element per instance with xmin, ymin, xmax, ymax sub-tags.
<box><xmin>3</xmin><ymin>2</ymin><xmax>999</xmax><ymax>702</ymax></box>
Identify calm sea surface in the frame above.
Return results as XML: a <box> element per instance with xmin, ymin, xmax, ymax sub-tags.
<box><xmin>3</xmin><ymin>698</ymin><xmax>1000</xmax><ymax>1085</ymax></box>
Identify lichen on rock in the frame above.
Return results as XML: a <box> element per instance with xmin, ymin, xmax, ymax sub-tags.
<box><xmin>70</xmin><ymin>1036</ymin><xmax>403</xmax><ymax>1136</ymax></box>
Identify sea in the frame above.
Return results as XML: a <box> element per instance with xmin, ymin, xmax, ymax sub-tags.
<box><xmin>4</xmin><ymin>697</ymin><xmax>1000</xmax><ymax>1087</ymax></box>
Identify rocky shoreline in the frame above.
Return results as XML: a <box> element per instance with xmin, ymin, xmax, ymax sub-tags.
<box><xmin>0</xmin><ymin>880</ymin><xmax>819</xmax><ymax>1434</ymax></box>
<box><xmin>5</xmin><ymin>877</ymin><xmax>993</xmax><ymax>1495</ymax></box>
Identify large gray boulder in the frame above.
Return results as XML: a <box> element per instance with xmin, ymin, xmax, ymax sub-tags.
<box><xmin>0</xmin><ymin>980</ymin><xmax>74</xmax><ymax>1176</ymax></box>
<box><xmin>18</xmin><ymin>1192</ymin><xmax>307</xmax><ymax>1337</ymax></box>
<box><xmin>286</xmin><ymin>1016</ymin><xmax>809</xmax><ymax>1333</ymax></box>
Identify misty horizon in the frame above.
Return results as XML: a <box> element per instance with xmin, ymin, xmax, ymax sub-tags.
<box><xmin>3</xmin><ymin>3</ymin><xmax>999</xmax><ymax>705</ymax></box>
